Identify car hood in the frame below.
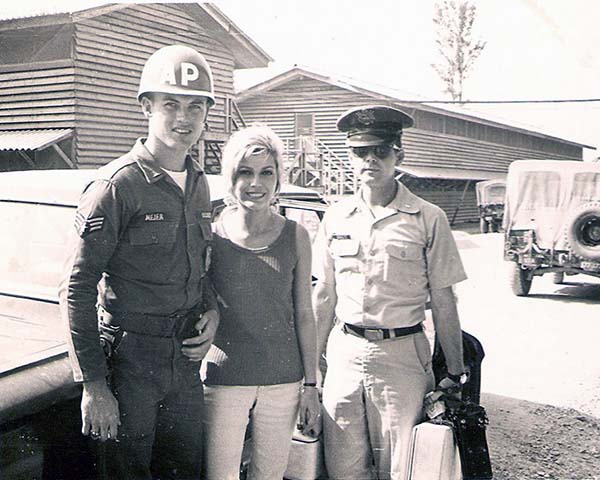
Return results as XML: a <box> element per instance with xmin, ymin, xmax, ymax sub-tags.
<box><xmin>0</xmin><ymin>295</ymin><xmax>78</xmax><ymax>423</ymax></box>
<box><xmin>0</xmin><ymin>296</ymin><xmax>66</xmax><ymax>375</ymax></box>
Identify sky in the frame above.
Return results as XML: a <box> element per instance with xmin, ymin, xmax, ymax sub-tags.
<box><xmin>215</xmin><ymin>0</ymin><xmax>600</xmax><ymax>158</ymax></box>
<box><xmin>3</xmin><ymin>0</ymin><xmax>600</xmax><ymax>158</ymax></box>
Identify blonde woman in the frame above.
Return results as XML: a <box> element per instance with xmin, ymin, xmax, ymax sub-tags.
<box><xmin>202</xmin><ymin>124</ymin><xmax>320</xmax><ymax>480</ymax></box>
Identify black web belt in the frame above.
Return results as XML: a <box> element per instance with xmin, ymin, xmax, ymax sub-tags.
<box><xmin>342</xmin><ymin>322</ymin><xmax>423</xmax><ymax>341</ymax></box>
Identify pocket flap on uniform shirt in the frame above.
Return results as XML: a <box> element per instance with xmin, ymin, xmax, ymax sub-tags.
<box><xmin>330</xmin><ymin>238</ymin><xmax>360</xmax><ymax>257</ymax></box>
<box><xmin>128</xmin><ymin>223</ymin><xmax>177</xmax><ymax>245</ymax></box>
<box><xmin>386</xmin><ymin>242</ymin><xmax>423</xmax><ymax>260</ymax></box>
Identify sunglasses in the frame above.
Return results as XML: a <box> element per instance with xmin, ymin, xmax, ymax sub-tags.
<box><xmin>350</xmin><ymin>145</ymin><xmax>397</xmax><ymax>159</ymax></box>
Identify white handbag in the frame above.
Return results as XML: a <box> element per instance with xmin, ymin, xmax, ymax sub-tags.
<box><xmin>284</xmin><ymin>429</ymin><xmax>326</xmax><ymax>480</ymax></box>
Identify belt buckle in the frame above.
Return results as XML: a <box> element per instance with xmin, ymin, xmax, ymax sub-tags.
<box><xmin>363</xmin><ymin>328</ymin><xmax>384</xmax><ymax>341</ymax></box>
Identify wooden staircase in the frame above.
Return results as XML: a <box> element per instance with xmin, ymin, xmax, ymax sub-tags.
<box><xmin>283</xmin><ymin>136</ymin><xmax>356</xmax><ymax>196</ymax></box>
<box><xmin>200</xmin><ymin>96</ymin><xmax>246</xmax><ymax>174</ymax></box>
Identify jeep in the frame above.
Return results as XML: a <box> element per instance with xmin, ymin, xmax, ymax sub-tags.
<box><xmin>503</xmin><ymin>160</ymin><xmax>600</xmax><ymax>296</ymax></box>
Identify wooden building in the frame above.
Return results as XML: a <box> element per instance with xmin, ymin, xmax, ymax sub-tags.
<box><xmin>237</xmin><ymin>68</ymin><xmax>593</xmax><ymax>223</ymax></box>
<box><xmin>0</xmin><ymin>3</ymin><xmax>270</xmax><ymax>171</ymax></box>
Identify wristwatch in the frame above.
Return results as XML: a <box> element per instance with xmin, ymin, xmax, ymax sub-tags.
<box><xmin>446</xmin><ymin>371</ymin><xmax>468</xmax><ymax>385</ymax></box>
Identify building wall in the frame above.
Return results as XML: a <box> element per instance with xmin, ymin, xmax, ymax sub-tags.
<box><xmin>239</xmin><ymin>78</ymin><xmax>368</xmax><ymax>158</ymax></box>
<box><xmin>73</xmin><ymin>3</ymin><xmax>236</xmax><ymax>167</ymax></box>
<box><xmin>239</xmin><ymin>77</ymin><xmax>582</xmax><ymax>173</ymax></box>
<box><xmin>239</xmin><ymin>75</ymin><xmax>583</xmax><ymax>223</ymax></box>
<box><xmin>412</xmin><ymin>109</ymin><xmax>581</xmax><ymax>159</ymax></box>
<box><xmin>0</xmin><ymin>4</ymin><xmax>239</xmax><ymax>169</ymax></box>
<box><xmin>0</xmin><ymin>60</ymin><xmax>76</xmax><ymax>131</ymax></box>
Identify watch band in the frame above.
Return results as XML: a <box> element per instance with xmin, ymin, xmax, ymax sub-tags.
<box><xmin>446</xmin><ymin>371</ymin><xmax>467</xmax><ymax>384</ymax></box>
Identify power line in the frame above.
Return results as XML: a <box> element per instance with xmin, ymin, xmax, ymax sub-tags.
<box><xmin>290</xmin><ymin>63</ymin><xmax>600</xmax><ymax>106</ymax></box>
<box><xmin>398</xmin><ymin>98</ymin><xmax>600</xmax><ymax>104</ymax></box>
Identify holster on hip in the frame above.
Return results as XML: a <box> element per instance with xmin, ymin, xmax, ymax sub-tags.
<box><xmin>97</xmin><ymin>306</ymin><xmax>123</xmax><ymax>361</ymax></box>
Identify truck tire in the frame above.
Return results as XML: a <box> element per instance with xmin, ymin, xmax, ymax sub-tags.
<box><xmin>552</xmin><ymin>272</ymin><xmax>564</xmax><ymax>284</ymax></box>
<box><xmin>564</xmin><ymin>202</ymin><xmax>600</xmax><ymax>261</ymax></box>
<box><xmin>480</xmin><ymin>218</ymin><xmax>489</xmax><ymax>234</ymax></box>
<box><xmin>510</xmin><ymin>263</ymin><xmax>532</xmax><ymax>296</ymax></box>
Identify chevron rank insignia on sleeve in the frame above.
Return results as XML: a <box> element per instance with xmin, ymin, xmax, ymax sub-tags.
<box><xmin>75</xmin><ymin>212</ymin><xmax>105</xmax><ymax>237</ymax></box>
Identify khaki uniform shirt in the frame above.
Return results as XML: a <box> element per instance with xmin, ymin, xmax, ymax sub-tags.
<box><xmin>313</xmin><ymin>182</ymin><xmax>467</xmax><ymax>328</ymax></box>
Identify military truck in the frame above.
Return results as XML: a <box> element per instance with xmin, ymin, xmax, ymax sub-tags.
<box><xmin>476</xmin><ymin>179</ymin><xmax>506</xmax><ymax>233</ymax></box>
<box><xmin>503</xmin><ymin>160</ymin><xmax>600</xmax><ymax>296</ymax></box>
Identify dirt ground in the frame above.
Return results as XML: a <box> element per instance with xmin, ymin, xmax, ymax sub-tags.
<box><xmin>483</xmin><ymin>392</ymin><xmax>600</xmax><ymax>479</ymax></box>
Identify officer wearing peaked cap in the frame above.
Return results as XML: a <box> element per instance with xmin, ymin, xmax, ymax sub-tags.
<box><xmin>336</xmin><ymin>104</ymin><xmax>414</xmax><ymax>144</ymax></box>
<box><xmin>313</xmin><ymin>105</ymin><xmax>468</xmax><ymax>479</ymax></box>
<box><xmin>60</xmin><ymin>45</ymin><xmax>219</xmax><ymax>479</ymax></box>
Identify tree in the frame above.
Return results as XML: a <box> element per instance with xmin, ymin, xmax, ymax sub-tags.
<box><xmin>432</xmin><ymin>0</ymin><xmax>486</xmax><ymax>102</ymax></box>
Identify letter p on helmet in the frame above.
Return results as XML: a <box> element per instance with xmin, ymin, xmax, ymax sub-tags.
<box><xmin>181</xmin><ymin>62</ymin><xmax>199</xmax><ymax>86</ymax></box>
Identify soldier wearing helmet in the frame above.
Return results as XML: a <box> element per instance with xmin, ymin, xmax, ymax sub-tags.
<box><xmin>312</xmin><ymin>105</ymin><xmax>467</xmax><ymax>479</ymax></box>
<box><xmin>60</xmin><ymin>44</ymin><xmax>219</xmax><ymax>479</ymax></box>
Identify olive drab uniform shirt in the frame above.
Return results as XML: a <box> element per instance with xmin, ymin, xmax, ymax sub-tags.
<box><xmin>60</xmin><ymin>138</ymin><xmax>216</xmax><ymax>382</ymax></box>
<box><xmin>313</xmin><ymin>181</ymin><xmax>467</xmax><ymax>328</ymax></box>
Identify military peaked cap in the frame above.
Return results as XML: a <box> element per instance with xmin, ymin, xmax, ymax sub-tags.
<box><xmin>336</xmin><ymin>105</ymin><xmax>414</xmax><ymax>147</ymax></box>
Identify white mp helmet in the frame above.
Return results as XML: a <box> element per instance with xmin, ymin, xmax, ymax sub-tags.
<box><xmin>137</xmin><ymin>44</ymin><xmax>215</xmax><ymax>107</ymax></box>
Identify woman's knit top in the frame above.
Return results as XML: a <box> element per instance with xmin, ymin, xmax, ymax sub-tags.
<box><xmin>203</xmin><ymin>217</ymin><xmax>303</xmax><ymax>386</ymax></box>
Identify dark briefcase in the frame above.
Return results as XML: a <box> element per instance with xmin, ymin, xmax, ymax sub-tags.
<box><xmin>445</xmin><ymin>400</ymin><xmax>493</xmax><ymax>480</ymax></box>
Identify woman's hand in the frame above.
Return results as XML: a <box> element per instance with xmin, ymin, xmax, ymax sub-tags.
<box><xmin>298</xmin><ymin>386</ymin><xmax>322</xmax><ymax>437</ymax></box>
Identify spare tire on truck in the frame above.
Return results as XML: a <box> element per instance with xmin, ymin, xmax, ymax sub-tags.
<box><xmin>564</xmin><ymin>202</ymin><xmax>600</xmax><ymax>261</ymax></box>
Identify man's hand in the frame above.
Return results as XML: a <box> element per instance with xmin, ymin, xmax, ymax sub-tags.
<box><xmin>423</xmin><ymin>376</ymin><xmax>462</xmax><ymax>410</ymax></box>
<box><xmin>181</xmin><ymin>309</ymin><xmax>219</xmax><ymax>361</ymax></box>
<box><xmin>81</xmin><ymin>379</ymin><xmax>120</xmax><ymax>442</ymax></box>
<box><xmin>437</xmin><ymin>375</ymin><xmax>463</xmax><ymax>400</ymax></box>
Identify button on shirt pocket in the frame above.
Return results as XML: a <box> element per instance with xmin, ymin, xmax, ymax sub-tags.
<box><xmin>128</xmin><ymin>222</ymin><xmax>177</xmax><ymax>246</ymax></box>
<box><xmin>330</xmin><ymin>238</ymin><xmax>361</xmax><ymax>274</ymax></box>
<box><xmin>384</xmin><ymin>242</ymin><xmax>427</xmax><ymax>287</ymax></box>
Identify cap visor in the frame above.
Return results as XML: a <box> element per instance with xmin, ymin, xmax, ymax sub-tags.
<box><xmin>347</xmin><ymin>134</ymin><xmax>393</xmax><ymax>147</ymax></box>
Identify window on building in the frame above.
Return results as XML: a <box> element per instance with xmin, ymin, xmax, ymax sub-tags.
<box><xmin>295</xmin><ymin>113</ymin><xmax>315</xmax><ymax>136</ymax></box>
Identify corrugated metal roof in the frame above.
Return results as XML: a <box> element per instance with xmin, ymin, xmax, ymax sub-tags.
<box><xmin>397</xmin><ymin>165</ymin><xmax>506</xmax><ymax>181</ymax></box>
<box><xmin>0</xmin><ymin>129</ymin><xmax>73</xmax><ymax>151</ymax></box>
<box><xmin>0</xmin><ymin>3</ymin><xmax>271</xmax><ymax>68</ymax></box>
<box><xmin>0</xmin><ymin>1</ymin><xmax>117</xmax><ymax>22</ymax></box>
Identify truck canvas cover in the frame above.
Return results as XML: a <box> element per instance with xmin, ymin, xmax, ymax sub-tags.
<box><xmin>504</xmin><ymin>160</ymin><xmax>600</xmax><ymax>250</ymax></box>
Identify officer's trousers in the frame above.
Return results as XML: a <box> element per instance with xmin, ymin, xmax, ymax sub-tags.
<box><xmin>104</xmin><ymin>331</ymin><xmax>204</xmax><ymax>480</ymax></box>
<box><xmin>322</xmin><ymin>324</ymin><xmax>435</xmax><ymax>480</ymax></box>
